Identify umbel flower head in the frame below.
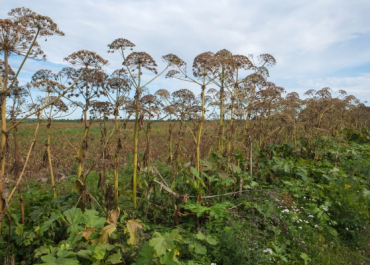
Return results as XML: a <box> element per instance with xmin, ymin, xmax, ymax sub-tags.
<box><xmin>31</xmin><ymin>69</ymin><xmax>57</xmax><ymax>82</ymax></box>
<box><xmin>107</xmin><ymin>38</ymin><xmax>135</xmax><ymax>53</ymax></box>
<box><xmin>0</xmin><ymin>19</ymin><xmax>43</xmax><ymax>58</ymax></box>
<box><xmin>9</xmin><ymin>7</ymin><xmax>64</xmax><ymax>37</ymax></box>
<box><xmin>162</xmin><ymin>53</ymin><xmax>186</xmax><ymax>69</ymax></box>
<box><xmin>0</xmin><ymin>59</ymin><xmax>15</xmax><ymax>81</ymax></box>
<box><xmin>124</xmin><ymin>52</ymin><xmax>157</xmax><ymax>74</ymax></box>
<box><xmin>214</xmin><ymin>49</ymin><xmax>234</xmax><ymax>76</ymax></box>
<box><xmin>64</xmin><ymin>50</ymin><xmax>109</xmax><ymax>69</ymax></box>
<box><xmin>192</xmin><ymin>52</ymin><xmax>218</xmax><ymax>78</ymax></box>
<box><xmin>1</xmin><ymin>7</ymin><xmax>64</xmax><ymax>59</ymax></box>
<box><xmin>31</xmin><ymin>79</ymin><xmax>66</xmax><ymax>94</ymax></box>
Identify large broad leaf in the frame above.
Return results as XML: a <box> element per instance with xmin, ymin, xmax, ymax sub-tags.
<box><xmin>159</xmin><ymin>250</ymin><xmax>180</xmax><ymax>265</ymax></box>
<box><xmin>136</xmin><ymin>242</ymin><xmax>155</xmax><ymax>265</ymax></box>
<box><xmin>149</xmin><ymin>235</ymin><xmax>175</xmax><ymax>257</ymax></box>
<box><xmin>295</xmin><ymin>167</ymin><xmax>308</xmax><ymax>182</ymax></box>
<box><xmin>200</xmin><ymin>159</ymin><xmax>213</xmax><ymax>171</ymax></box>
<box><xmin>195</xmin><ymin>231</ymin><xmax>206</xmax><ymax>241</ymax></box>
<box><xmin>107</xmin><ymin>208</ymin><xmax>120</xmax><ymax>224</ymax></box>
<box><xmin>126</xmin><ymin>220</ymin><xmax>143</xmax><ymax>245</ymax></box>
<box><xmin>190</xmin><ymin>167</ymin><xmax>206</xmax><ymax>189</ymax></box>
<box><xmin>79</xmin><ymin>227</ymin><xmax>96</xmax><ymax>241</ymax></box>
<box><xmin>190</xmin><ymin>167</ymin><xmax>199</xmax><ymax>179</ymax></box>
<box><xmin>37</xmin><ymin>255</ymin><xmax>80</xmax><ymax>265</ymax></box>
<box><xmin>64</xmin><ymin>207</ymin><xmax>83</xmax><ymax>225</ymax></box>
<box><xmin>84</xmin><ymin>209</ymin><xmax>106</xmax><ymax>229</ymax></box>
<box><xmin>106</xmin><ymin>252</ymin><xmax>122</xmax><ymax>264</ymax></box>
<box><xmin>91</xmin><ymin>245</ymin><xmax>106</xmax><ymax>261</ymax></box>
<box><xmin>169</xmin><ymin>229</ymin><xmax>183</xmax><ymax>243</ymax></box>
<box><xmin>188</xmin><ymin>243</ymin><xmax>207</xmax><ymax>255</ymax></box>
<box><xmin>228</xmin><ymin>163</ymin><xmax>241</xmax><ymax>174</ymax></box>
<box><xmin>39</xmin><ymin>212</ymin><xmax>63</xmax><ymax>235</ymax></box>
<box><xmin>217</xmin><ymin>171</ymin><xmax>229</xmax><ymax>179</ymax></box>
<box><xmin>15</xmin><ymin>224</ymin><xmax>23</xmax><ymax>236</ymax></box>
<box><xmin>99</xmin><ymin>223</ymin><xmax>117</xmax><ymax>244</ymax></box>
<box><xmin>206</xmin><ymin>235</ymin><xmax>218</xmax><ymax>245</ymax></box>
<box><xmin>63</xmin><ymin>207</ymin><xmax>84</xmax><ymax>234</ymax></box>
<box><xmin>209</xmin><ymin>202</ymin><xmax>233</xmax><ymax>220</ymax></box>
<box><xmin>181</xmin><ymin>203</ymin><xmax>209</xmax><ymax>218</ymax></box>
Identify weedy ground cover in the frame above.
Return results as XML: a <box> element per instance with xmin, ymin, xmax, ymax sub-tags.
<box><xmin>1</xmin><ymin>122</ymin><xmax>370</xmax><ymax>264</ymax></box>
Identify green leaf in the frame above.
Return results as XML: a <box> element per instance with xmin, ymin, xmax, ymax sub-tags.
<box><xmin>84</xmin><ymin>209</ymin><xmax>106</xmax><ymax>229</ymax></box>
<box><xmin>300</xmin><ymin>253</ymin><xmax>311</xmax><ymax>265</ymax></box>
<box><xmin>41</xmin><ymin>254</ymin><xmax>57</xmax><ymax>264</ymax></box>
<box><xmin>363</xmin><ymin>188</ymin><xmax>370</xmax><ymax>197</ymax></box>
<box><xmin>15</xmin><ymin>224</ymin><xmax>23</xmax><ymax>236</ymax></box>
<box><xmin>200</xmin><ymin>159</ymin><xmax>213</xmax><ymax>171</ymax></box>
<box><xmin>159</xmin><ymin>250</ymin><xmax>180</xmax><ymax>264</ymax></box>
<box><xmin>182</xmin><ymin>203</ymin><xmax>209</xmax><ymax>217</ymax></box>
<box><xmin>228</xmin><ymin>163</ymin><xmax>241</xmax><ymax>174</ymax></box>
<box><xmin>34</xmin><ymin>246</ymin><xmax>52</xmax><ymax>258</ymax></box>
<box><xmin>136</xmin><ymin>242</ymin><xmax>155</xmax><ymax>265</ymax></box>
<box><xmin>63</xmin><ymin>207</ymin><xmax>85</xmax><ymax>235</ymax></box>
<box><xmin>190</xmin><ymin>167</ymin><xmax>206</xmax><ymax>188</ymax></box>
<box><xmin>217</xmin><ymin>171</ymin><xmax>229</xmax><ymax>179</ymax></box>
<box><xmin>195</xmin><ymin>231</ymin><xmax>206</xmax><ymax>241</ymax></box>
<box><xmin>150</xmin><ymin>235</ymin><xmax>175</xmax><ymax>257</ymax></box>
<box><xmin>91</xmin><ymin>245</ymin><xmax>106</xmax><ymax>261</ymax></box>
<box><xmin>295</xmin><ymin>168</ymin><xmax>308</xmax><ymax>182</ymax></box>
<box><xmin>190</xmin><ymin>167</ymin><xmax>199</xmax><ymax>178</ymax></box>
<box><xmin>206</xmin><ymin>235</ymin><xmax>218</xmax><ymax>245</ymax></box>
<box><xmin>106</xmin><ymin>252</ymin><xmax>122</xmax><ymax>264</ymax></box>
<box><xmin>188</xmin><ymin>243</ymin><xmax>207</xmax><ymax>255</ymax></box>
<box><xmin>169</xmin><ymin>229</ymin><xmax>183</xmax><ymax>243</ymax></box>
<box><xmin>56</xmin><ymin>258</ymin><xmax>80</xmax><ymax>265</ymax></box>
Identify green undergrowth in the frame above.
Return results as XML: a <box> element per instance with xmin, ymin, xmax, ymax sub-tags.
<box><xmin>1</xmin><ymin>132</ymin><xmax>370</xmax><ymax>264</ymax></box>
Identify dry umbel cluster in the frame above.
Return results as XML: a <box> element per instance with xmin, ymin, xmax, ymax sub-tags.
<box><xmin>64</xmin><ymin>50</ymin><xmax>109</xmax><ymax>69</ymax></box>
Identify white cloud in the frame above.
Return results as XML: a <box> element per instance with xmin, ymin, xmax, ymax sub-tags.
<box><xmin>296</xmin><ymin>73</ymin><xmax>370</xmax><ymax>99</ymax></box>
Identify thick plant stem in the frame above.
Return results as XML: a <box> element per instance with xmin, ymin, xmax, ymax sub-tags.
<box><xmin>47</xmin><ymin>112</ymin><xmax>57</xmax><ymax>198</ymax></box>
<box><xmin>132</xmin><ymin>64</ymin><xmax>141</xmax><ymax>209</ymax></box>
<box><xmin>77</xmin><ymin>109</ymin><xmax>89</xmax><ymax>180</ymax></box>
<box><xmin>196</xmin><ymin>73</ymin><xmax>206</xmax><ymax>187</ymax></box>
<box><xmin>6</xmin><ymin>111</ymin><xmax>43</xmax><ymax>210</ymax></box>
<box><xmin>145</xmin><ymin>122</ymin><xmax>151</xmax><ymax>175</ymax></box>
<box><xmin>0</xmin><ymin>51</ymin><xmax>9</xmax><ymax>229</ymax></box>
<box><xmin>168</xmin><ymin>123</ymin><xmax>173</xmax><ymax>163</ymax></box>
<box><xmin>18</xmin><ymin>184</ymin><xmax>24</xmax><ymax>224</ymax></box>
<box><xmin>250</xmin><ymin>137</ymin><xmax>253</xmax><ymax>177</ymax></box>
<box><xmin>227</xmin><ymin>69</ymin><xmax>238</xmax><ymax>165</ymax></box>
<box><xmin>113</xmin><ymin>112</ymin><xmax>119</xmax><ymax>208</ymax></box>
<box><xmin>218</xmin><ymin>68</ymin><xmax>225</xmax><ymax>153</ymax></box>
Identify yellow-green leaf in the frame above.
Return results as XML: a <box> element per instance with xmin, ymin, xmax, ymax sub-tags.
<box><xmin>126</xmin><ymin>220</ymin><xmax>143</xmax><ymax>245</ymax></box>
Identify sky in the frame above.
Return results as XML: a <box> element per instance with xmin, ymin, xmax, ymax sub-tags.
<box><xmin>2</xmin><ymin>0</ymin><xmax>370</xmax><ymax>118</ymax></box>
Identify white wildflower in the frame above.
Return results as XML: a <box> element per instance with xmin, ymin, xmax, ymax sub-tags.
<box><xmin>263</xmin><ymin>248</ymin><xmax>273</xmax><ymax>255</ymax></box>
